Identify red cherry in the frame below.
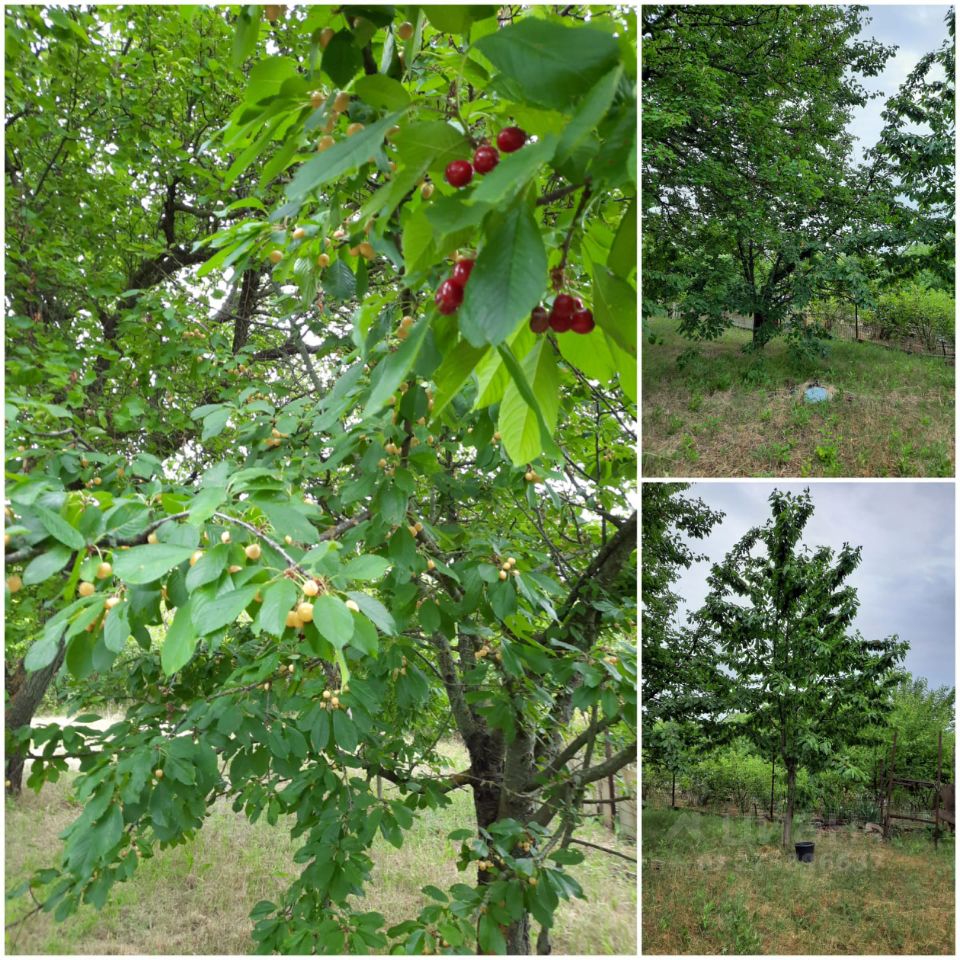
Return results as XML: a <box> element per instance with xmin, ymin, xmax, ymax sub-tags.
<box><xmin>570</xmin><ymin>308</ymin><xmax>595</xmax><ymax>334</ymax></box>
<box><xmin>452</xmin><ymin>259</ymin><xmax>475</xmax><ymax>286</ymax></box>
<box><xmin>497</xmin><ymin>126</ymin><xmax>527</xmax><ymax>153</ymax></box>
<box><xmin>435</xmin><ymin>279</ymin><xmax>464</xmax><ymax>315</ymax></box>
<box><xmin>473</xmin><ymin>145</ymin><xmax>500</xmax><ymax>174</ymax></box>
<box><xmin>445</xmin><ymin>160</ymin><xmax>473</xmax><ymax>188</ymax></box>
<box><xmin>530</xmin><ymin>306</ymin><xmax>550</xmax><ymax>334</ymax></box>
<box><xmin>551</xmin><ymin>294</ymin><xmax>577</xmax><ymax>321</ymax></box>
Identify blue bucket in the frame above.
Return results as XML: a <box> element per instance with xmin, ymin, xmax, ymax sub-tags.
<box><xmin>804</xmin><ymin>386</ymin><xmax>828</xmax><ymax>403</ymax></box>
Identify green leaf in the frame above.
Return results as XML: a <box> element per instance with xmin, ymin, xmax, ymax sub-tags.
<box><xmin>287</xmin><ymin>112</ymin><xmax>404</xmax><ymax>199</ymax></box>
<box><xmin>113</xmin><ymin>544</ymin><xmax>196</xmax><ymax>585</ymax></box>
<box><xmin>24</xmin><ymin>630</ymin><xmax>62</xmax><ymax>672</ymax></box>
<box><xmin>592</xmin><ymin>267</ymin><xmax>637</xmax><ymax>356</ymax></box>
<box><xmin>312</xmin><ymin>595</ymin><xmax>355</xmax><ymax>650</ymax></box>
<box><xmin>548</xmin><ymin>848</ymin><xmax>585</xmax><ymax>865</ymax></box>
<box><xmin>342</xmin><ymin>555</ymin><xmax>391</xmax><ymax>581</ymax></box>
<box><xmin>202</xmin><ymin>408</ymin><xmax>231</xmax><ymax>440</ymax></box>
<box><xmin>322</xmin><ymin>29</ymin><xmax>363</xmax><ymax>87</ymax></box>
<box><xmin>426</xmin><ymin>7</ymin><xmax>496</xmax><ymax>34</ymax></box>
<box><xmin>23</xmin><ymin>543</ymin><xmax>73</xmax><ymax>586</ymax></box>
<box><xmin>498</xmin><ymin>339</ymin><xmax>561</xmax><ymax>465</ymax></box>
<box><xmin>34</xmin><ymin>506</ymin><xmax>85</xmax><ymax>550</ymax></box>
<box><xmin>353</xmin><ymin>74</ymin><xmax>410</xmax><ymax>110</ymax></box>
<box><xmin>161</xmin><ymin>603</ymin><xmax>198</xmax><ymax>675</ymax></box>
<box><xmin>430</xmin><ymin>340</ymin><xmax>490</xmax><ymax>419</ymax></box>
<box><xmin>260</xmin><ymin>579</ymin><xmax>298</xmax><ymax>637</ymax></box>
<box><xmin>188</xmin><ymin>487</ymin><xmax>227</xmax><ymax>526</ymax></box>
<box><xmin>232</xmin><ymin>7</ymin><xmax>260</xmax><ymax>67</ymax></box>
<box><xmin>349</xmin><ymin>615</ymin><xmax>379</xmax><ymax>656</ymax></box>
<box><xmin>346</xmin><ymin>591</ymin><xmax>396</xmax><ymax>634</ymax></box>
<box><xmin>103</xmin><ymin>602</ymin><xmax>131</xmax><ymax>654</ymax></box>
<box><xmin>474</xmin><ymin>20</ymin><xmax>620</xmax><ymax>111</ymax></box>
<box><xmin>191</xmin><ymin>585</ymin><xmax>260</xmax><ymax>636</ymax></box>
<box><xmin>363</xmin><ymin>317</ymin><xmax>431</xmax><ymax>417</ymax></box>
<box><xmin>459</xmin><ymin>202</ymin><xmax>546</xmax><ymax>348</ymax></box>
<box><xmin>332</xmin><ymin>708</ymin><xmax>358</xmax><ymax>752</ymax></box>
<box><xmin>422</xmin><ymin>885</ymin><xmax>448</xmax><ymax>903</ymax></box>
<box><xmin>323</xmin><ymin>260</ymin><xmax>357</xmax><ymax>301</ymax></box>
<box><xmin>478</xmin><ymin>913</ymin><xmax>506</xmax><ymax>954</ymax></box>
<box><xmin>556</xmin><ymin>67</ymin><xmax>621</xmax><ymax>163</ymax></box>
<box><xmin>607</xmin><ymin>196</ymin><xmax>636</xmax><ymax>278</ymax></box>
<box><xmin>468</xmin><ymin>135</ymin><xmax>558</xmax><ymax>208</ymax></box>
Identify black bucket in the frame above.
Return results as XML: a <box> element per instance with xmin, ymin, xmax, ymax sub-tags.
<box><xmin>795</xmin><ymin>841</ymin><xmax>814</xmax><ymax>863</ymax></box>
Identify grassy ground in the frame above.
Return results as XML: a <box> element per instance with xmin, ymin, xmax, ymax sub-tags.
<box><xmin>642</xmin><ymin>315</ymin><xmax>955</xmax><ymax>477</ymax></box>
<box><xmin>5</xmin><ymin>741</ymin><xmax>636</xmax><ymax>955</ymax></box>
<box><xmin>642</xmin><ymin>807</ymin><xmax>954</xmax><ymax>955</ymax></box>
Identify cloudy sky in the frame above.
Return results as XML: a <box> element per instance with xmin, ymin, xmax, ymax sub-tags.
<box><xmin>847</xmin><ymin>4</ymin><xmax>952</xmax><ymax>163</ymax></box>
<box><xmin>665</xmin><ymin>482</ymin><xmax>955</xmax><ymax>691</ymax></box>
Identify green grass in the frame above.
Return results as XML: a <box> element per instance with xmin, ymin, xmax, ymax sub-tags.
<box><xmin>642</xmin><ymin>806</ymin><xmax>954</xmax><ymax>955</ymax></box>
<box><xmin>642</xmin><ymin>315</ymin><xmax>955</xmax><ymax>477</ymax></box>
<box><xmin>5</xmin><ymin>742</ymin><xmax>636</xmax><ymax>955</ymax></box>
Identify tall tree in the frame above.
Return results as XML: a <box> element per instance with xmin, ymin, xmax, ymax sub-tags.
<box><xmin>5</xmin><ymin>6</ymin><xmax>637</xmax><ymax>955</ymax></box>
<box><xmin>697</xmin><ymin>489</ymin><xmax>907</xmax><ymax>849</ymax></box>
<box><xmin>641</xmin><ymin>483</ymin><xmax>723</xmax><ymax>731</ymax></box>
<box><xmin>871</xmin><ymin>8</ymin><xmax>955</xmax><ymax>288</ymax></box>
<box><xmin>642</xmin><ymin>4</ymin><xmax>894</xmax><ymax>345</ymax></box>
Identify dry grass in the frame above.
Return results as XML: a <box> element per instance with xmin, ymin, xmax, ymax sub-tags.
<box><xmin>642</xmin><ymin>315</ymin><xmax>955</xmax><ymax>477</ymax></box>
<box><xmin>642</xmin><ymin>807</ymin><xmax>954</xmax><ymax>955</ymax></box>
<box><xmin>5</xmin><ymin>741</ymin><xmax>636</xmax><ymax>955</ymax></box>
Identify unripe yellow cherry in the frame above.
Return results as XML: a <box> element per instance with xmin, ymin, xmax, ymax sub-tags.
<box><xmin>316</xmin><ymin>135</ymin><xmax>335</xmax><ymax>153</ymax></box>
<box><xmin>331</xmin><ymin>696</ymin><xmax>340</xmax><ymax>708</ymax></box>
<box><xmin>297</xmin><ymin>601</ymin><xmax>315</xmax><ymax>623</ymax></box>
<box><xmin>262</xmin><ymin>681</ymin><xmax>271</xmax><ymax>692</ymax></box>
<box><xmin>154</xmin><ymin>768</ymin><xmax>164</xmax><ymax>779</ymax></box>
<box><xmin>346</xmin><ymin>122</ymin><xmax>364</xmax><ymax>137</ymax></box>
<box><xmin>426</xmin><ymin>559</ymin><xmax>435</xmax><ymax>571</ymax></box>
<box><xmin>245</xmin><ymin>543</ymin><xmax>262</xmax><ymax>560</ymax></box>
<box><xmin>6</xmin><ymin>574</ymin><xmax>22</xmax><ymax>593</ymax></box>
<box><xmin>345</xmin><ymin>599</ymin><xmax>360</xmax><ymax>613</ymax></box>
<box><xmin>285</xmin><ymin>610</ymin><xmax>302</xmax><ymax>629</ymax></box>
<box><xmin>78</xmin><ymin>581</ymin><xmax>96</xmax><ymax>597</ymax></box>
<box><xmin>292</xmin><ymin>227</ymin><xmax>306</xmax><ymax>240</ymax></box>
<box><xmin>319</xmin><ymin>27</ymin><xmax>334</xmax><ymax>48</ymax></box>
<box><xmin>147</xmin><ymin>531</ymin><xmax>159</xmax><ymax>544</ymax></box>
<box><xmin>190</xmin><ymin>550</ymin><xmax>203</xmax><ymax>566</ymax></box>
<box><xmin>310</xmin><ymin>90</ymin><xmax>323</xmax><ymax>109</ymax></box>
<box><xmin>269</xmin><ymin>250</ymin><xmax>283</xmax><ymax>264</ymax></box>
<box><xmin>323</xmin><ymin>689</ymin><xmax>332</xmax><ymax>700</ymax></box>
<box><xmin>105</xmin><ymin>596</ymin><xmax>120</xmax><ymax>610</ymax></box>
<box><xmin>228</xmin><ymin>564</ymin><xmax>243</xmax><ymax>574</ymax></box>
<box><xmin>357</xmin><ymin>242</ymin><xmax>375</xmax><ymax>260</ymax></box>
<box><xmin>420</xmin><ymin>182</ymin><xmax>434</xmax><ymax>200</ymax></box>
<box><xmin>317</xmin><ymin>253</ymin><xmax>331</xmax><ymax>268</ymax></box>
<box><xmin>334</xmin><ymin>91</ymin><xmax>351</xmax><ymax>113</ymax></box>
<box><xmin>95</xmin><ymin>561</ymin><xmax>113</xmax><ymax>579</ymax></box>
<box><xmin>499</xmin><ymin>570</ymin><xmax>507</xmax><ymax>581</ymax></box>
<box><xmin>220</xmin><ymin>531</ymin><xmax>231</xmax><ymax>544</ymax></box>
<box><xmin>397</xmin><ymin>21</ymin><xmax>414</xmax><ymax>41</ymax></box>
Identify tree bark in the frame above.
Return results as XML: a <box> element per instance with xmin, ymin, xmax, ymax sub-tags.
<box><xmin>5</xmin><ymin>636</ymin><xmax>66</xmax><ymax>793</ymax></box>
<box><xmin>782</xmin><ymin>761</ymin><xmax>797</xmax><ymax>850</ymax></box>
<box><xmin>752</xmin><ymin>309</ymin><xmax>773</xmax><ymax>346</ymax></box>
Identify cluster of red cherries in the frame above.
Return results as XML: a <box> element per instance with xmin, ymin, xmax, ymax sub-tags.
<box><xmin>444</xmin><ymin>126</ymin><xmax>528</xmax><ymax>188</ymax></box>
<box><xmin>530</xmin><ymin>294</ymin><xmax>595</xmax><ymax>334</ymax></box>
<box><xmin>434</xmin><ymin>257</ymin><xmax>475</xmax><ymax>315</ymax></box>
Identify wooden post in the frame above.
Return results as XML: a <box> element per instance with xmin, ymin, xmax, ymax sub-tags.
<box><xmin>883</xmin><ymin>732</ymin><xmax>897</xmax><ymax>840</ymax></box>
<box><xmin>934</xmin><ymin>731</ymin><xmax>943</xmax><ymax>849</ymax></box>
<box><xmin>854</xmin><ymin>301</ymin><xmax>859</xmax><ymax>341</ymax></box>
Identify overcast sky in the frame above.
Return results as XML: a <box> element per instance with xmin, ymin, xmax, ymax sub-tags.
<box><xmin>848</xmin><ymin>4</ymin><xmax>952</xmax><ymax>164</ymax></box>
<box><xmin>666</xmin><ymin>482</ymin><xmax>955</xmax><ymax>691</ymax></box>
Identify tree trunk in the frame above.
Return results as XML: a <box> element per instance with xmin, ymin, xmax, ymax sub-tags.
<box><xmin>782</xmin><ymin>761</ymin><xmax>797</xmax><ymax>850</ymax></box>
<box><xmin>671</xmin><ymin>771</ymin><xmax>676</xmax><ymax>808</ymax></box>
<box><xmin>5</xmin><ymin>638</ymin><xmax>65</xmax><ymax>793</ymax></box>
<box><xmin>752</xmin><ymin>309</ymin><xmax>773</xmax><ymax>347</ymax></box>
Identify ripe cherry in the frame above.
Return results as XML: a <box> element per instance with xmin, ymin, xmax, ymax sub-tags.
<box><xmin>497</xmin><ymin>126</ymin><xmax>527</xmax><ymax>153</ymax></box>
<box><xmin>445</xmin><ymin>160</ymin><xmax>473</xmax><ymax>188</ymax></box>
<box><xmin>473</xmin><ymin>145</ymin><xmax>499</xmax><ymax>174</ymax></box>
<box><xmin>549</xmin><ymin>294</ymin><xmax>577</xmax><ymax>332</ymax></box>
<box><xmin>452</xmin><ymin>258</ymin><xmax>475</xmax><ymax>286</ymax></box>
<box><xmin>571</xmin><ymin>308</ymin><xmax>595</xmax><ymax>334</ymax></box>
<box><xmin>529</xmin><ymin>306</ymin><xmax>550</xmax><ymax>334</ymax></box>
<box><xmin>435</xmin><ymin>279</ymin><xmax>464</xmax><ymax>314</ymax></box>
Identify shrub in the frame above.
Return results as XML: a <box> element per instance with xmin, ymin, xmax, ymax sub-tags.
<box><xmin>867</xmin><ymin>281</ymin><xmax>955</xmax><ymax>349</ymax></box>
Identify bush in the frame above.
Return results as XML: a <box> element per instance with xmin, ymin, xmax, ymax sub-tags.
<box><xmin>867</xmin><ymin>281</ymin><xmax>955</xmax><ymax>349</ymax></box>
